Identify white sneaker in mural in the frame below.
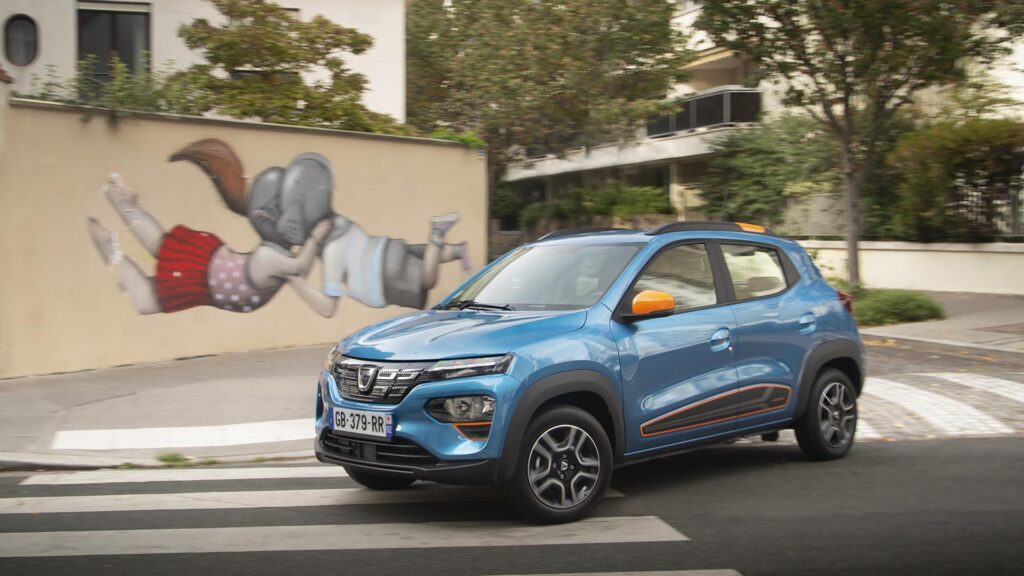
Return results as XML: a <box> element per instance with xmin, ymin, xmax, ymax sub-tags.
<box><xmin>86</xmin><ymin>217</ymin><xmax>122</xmax><ymax>268</ymax></box>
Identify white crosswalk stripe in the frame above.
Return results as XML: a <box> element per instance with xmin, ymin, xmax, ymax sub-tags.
<box><xmin>924</xmin><ymin>373</ymin><xmax>1024</xmax><ymax>404</ymax></box>
<box><xmin>51</xmin><ymin>418</ymin><xmax>314</xmax><ymax>450</ymax></box>
<box><xmin>0</xmin><ymin>485</ymin><xmax>624</xmax><ymax>514</ymax></box>
<box><xmin>20</xmin><ymin>465</ymin><xmax>347</xmax><ymax>485</ymax></box>
<box><xmin>855</xmin><ymin>419</ymin><xmax>881</xmax><ymax>439</ymax></box>
<box><xmin>863</xmin><ymin>377</ymin><xmax>1014</xmax><ymax>436</ymax></box>
<box><xmin>0</xmin><ymin>516</ymin><xmax>686</xmax><ymax>557</ymax></box>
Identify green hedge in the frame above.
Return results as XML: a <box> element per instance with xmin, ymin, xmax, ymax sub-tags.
<box><xmin>853</xmin><ymin>289</ymin><xmax>944</xmax><ymax>326</ymax></box>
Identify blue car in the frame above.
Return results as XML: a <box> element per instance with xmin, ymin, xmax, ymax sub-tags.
<box><xmin>314</xmin><ymin>222</ymin><xmax>864</xmax><ymax>523</ymax></box>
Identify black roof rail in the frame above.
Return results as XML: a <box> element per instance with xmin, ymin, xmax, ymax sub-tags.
<box><xmin>537</xmin><ymin>227</ymin><xmax>626</xmax><ymax>241</ymax></box>
<box><xmin>646</xmin><ymin>221</ymin><xmax>774</xmax><ymax>236</ymax></box>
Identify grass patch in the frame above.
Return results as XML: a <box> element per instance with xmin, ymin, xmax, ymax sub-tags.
<box><xmin>831</xmin><ymin>279</ymin><xmax>944</xmax><ymax>326</ymax></box>
<box><xmin>156</xmin><ymin>452</ymin><xmax>219</xmax><ymax>467</ymax></box>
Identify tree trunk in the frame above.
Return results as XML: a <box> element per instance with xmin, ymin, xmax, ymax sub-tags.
<box><xmin>840</xmin><ymin>148</ymin><xmax>861</xmax><ymax>285</ymax></box>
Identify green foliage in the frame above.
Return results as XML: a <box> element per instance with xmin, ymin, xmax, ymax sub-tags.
<box><xmin>887</xmin><ymin>119</ymin><xmax>1024</xmax><ymax>242</ymax></box>
<box><xmin>696</xmin><ymin>1</ymin><xmax>1021</xmax><ymax>281</ymax></box>
<box><xmin>853</xmin><ymin>289</ymin><xmax>944</xmax><ymax>326</ymax></box>
<box><xmin>514</xmin><ymin>181</ymin><xmax>672</xmax><ymax>230</ymax></box>
<box><xmin>176</xmin><ymin>0</ymin><xmax>396</xmax><ymax>132</ymax></box>
<box><xmin>407</xmin><ymin>0</ymin><xmax>694</xmax><ymax>186</ymax></box>
<box><xmin>17</xmin><ymin>54</ymin><xmax>212</xmax><ymax>122</ymax></box>
<box><xmin>583</xmin><ymin>182</ymin><xmax>673</xmax><ymax>220</ymax></box>
<box><xmin>429</xmin><ymin>129</ymin><xmax>487</xmax><ymax>149</ymax></box>
<box><xmin>699</xmin><ymin>113</ymin><xmax>840</xmax><ymax>226</ymax></box>
<box><xmin>491</xmin><ymin>188</ymin><xmax>524</xmax><ymax>230</ymax></box>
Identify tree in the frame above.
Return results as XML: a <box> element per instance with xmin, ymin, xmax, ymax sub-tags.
<box><xmin>697</xmin><ymin>1</ymin><xmax>1023</xmax><ymax>283</ymax></box>
<box><xmin>699</xmin><ymin>113</ymin><xmax>841</xmax><ymax>229</ymax></box>
<box><xmin>178</xmin><ymin>0</ymin><xmax>396</xmax><ymax>132</ymax></box>
<box><xmin>888</xmin><ymin>119</ymin><xmax>1024</xmax><ymax>241</ymax></box>
<box><xmin>407</xmin><ymin>0</ymin><xmax>694</xmax><ymax>190</ymax></box>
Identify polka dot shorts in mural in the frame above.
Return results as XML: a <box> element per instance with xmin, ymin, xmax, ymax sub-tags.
<box><xmin>206</xmin><ymin>246</ymin><xmax>278</xmax><ymax>313</ymax></box>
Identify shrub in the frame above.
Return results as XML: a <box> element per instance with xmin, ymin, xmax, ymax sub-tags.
<box><xmin>853</xmin><ymin>289</ymin><xmax>943</xmax><ymax>326</ymax></box>
<box><xmin>519</xmin><ymin>202</ymin><xmax>549</xmax><ymax>230</ymax></box>
<box><xmin>491</xmin><ymin>189</ymin><xmax>524</xmax><ymax>230</ymax></box>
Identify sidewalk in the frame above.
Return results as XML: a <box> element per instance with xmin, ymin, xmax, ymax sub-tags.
<box><xmin>860</xmin><ymin>292</ymin><xmax>1024</xmax><ymax>354</ymax></box>
<box><xmin>0</xmin><ymin>344</ymin><xmax>331</xmax><ymax>469</ymax></box>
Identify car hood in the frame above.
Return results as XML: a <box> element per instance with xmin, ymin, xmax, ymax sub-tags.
<box><xmin>341</xmin><ymin>308</ymin><xmax>588</xmax><ymax>361</ymax></box>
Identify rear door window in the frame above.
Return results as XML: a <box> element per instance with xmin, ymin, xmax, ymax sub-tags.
<box><xmin>721</xmin><ymin>243</ymin><xmax>789</xmax><ymax>301</ymax></box>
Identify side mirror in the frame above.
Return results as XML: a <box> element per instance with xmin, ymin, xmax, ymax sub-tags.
<box><xmin>622</xmin><ymin>290</ymin><xmax>676</xmax><ymax>322</ymax></box>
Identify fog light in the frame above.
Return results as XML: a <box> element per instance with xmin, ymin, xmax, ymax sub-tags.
<box><xmin>427</xmin><ymin>395</ymin><xmax>495</xmax><ymax>422</ymax></box>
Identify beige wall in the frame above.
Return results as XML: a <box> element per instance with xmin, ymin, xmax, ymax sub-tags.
<box><xmin>801</xmin><ymin>241</ymin><xmax>1024</xmax><ymax>295</ymax></box>
<box><xmin>0</xmin><ymin>98</ymin><xmax>486</xmax><ymax>378</ymax></box>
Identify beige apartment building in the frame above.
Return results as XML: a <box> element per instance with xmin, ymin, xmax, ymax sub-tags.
<box><xmin>501</xmin><ymin>1</ymin><xmax>1024</xmax><ymax>235</ymax></box>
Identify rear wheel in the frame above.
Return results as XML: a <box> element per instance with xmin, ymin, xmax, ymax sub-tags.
<box><xmin>508</xmin><ymin>405</ymin><xmax>612</xmax><ymax>524</ymax></box>
<box><xmin>345</xmin><ymin>468</ymin><xmax>416</xmax><ymax>490</ymax></box>
<box><xmin>795</xmin><ymin>368</ymin><xmax>858</xmax><ymax>460</ymax></box>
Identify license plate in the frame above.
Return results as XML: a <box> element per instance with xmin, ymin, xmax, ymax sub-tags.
<box><xmin>328</xmin><ymin>407</ymin><xmax>393</xmax><ymax>439</ymax></box>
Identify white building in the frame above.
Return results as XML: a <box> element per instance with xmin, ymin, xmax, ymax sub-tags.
<box><xmin>0</xmin><ymin>0</ymin><xmax>406</xmax><ymax>122</ymax></box>
<box><xmin>502</xmin><ymin>1</ymin><xmax>1024</xmax><ymax>228</ymax></box>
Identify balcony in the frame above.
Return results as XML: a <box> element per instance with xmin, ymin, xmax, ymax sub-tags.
<box><xmin>646</xmin><ymin>86</ymin><xmax>762</xmax><ymax>137</ymax></box>
<box><xmin>504</xmin><ymin>87</ymin><xmax>762</xmax><ymax>183</ymax></box>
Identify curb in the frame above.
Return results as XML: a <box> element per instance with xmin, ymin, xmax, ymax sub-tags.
<box><xmin>0</xmin><ymin>449</ymin><xmax>317</xmax><ymax>472</ymax></box>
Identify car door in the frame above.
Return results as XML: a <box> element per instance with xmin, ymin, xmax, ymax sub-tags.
<box><xmin>610</xmin><ymin>241</ymin><xmax>740</xmax><ymax>456</ymax></box>
<box><xmin>719</xmin><ymin>242</ymin><xmax>810</xmax><ymax>431</ymax></box>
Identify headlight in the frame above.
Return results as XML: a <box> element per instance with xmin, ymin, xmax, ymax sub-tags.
<box><xmin>427</xmin><ymin>395</ymin><xmax>495</xmax><ymax>422</ymax></box>
<box><xmin>425</xmin><ymin>353</ymin><xmax>513</xmax><ymax>381</ymax></box>
<box><xmin>324</xmin><ymin>347</ymin><xmax>342</xmax><ymax>371</ymax></box>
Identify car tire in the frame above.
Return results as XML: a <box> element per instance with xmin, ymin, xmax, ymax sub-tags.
<box><xmin>795</xmin><ymin>368</ymin><xmax>858</xmax><ymax>460</ymax></box>
<box><xmin>508</xmin><ymin>404</ymin><xmax>613</xmax><ymax>524</ymax></box>
<box><xmin>345</xmin><ymin>468</ymin><xmax>416</xmax><ymax>490</ymax></box>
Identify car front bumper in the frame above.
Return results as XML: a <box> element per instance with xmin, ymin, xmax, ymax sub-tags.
<box><xmin>314</xmin><ymin>368</ymin><xmax>519</xmax><ymax>484</ymax></box>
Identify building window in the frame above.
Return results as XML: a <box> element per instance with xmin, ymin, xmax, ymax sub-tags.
<box><xmin>4</xmin><ymin>15</ymin><xmax>38</xmax><ymax>66</ymax></box>
<box><xmin>78</xmin><ymin>2</ymin><xmax>150</xmax><ymax>80</ymax></box>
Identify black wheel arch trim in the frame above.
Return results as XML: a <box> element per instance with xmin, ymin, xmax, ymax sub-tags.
<box><xmin>795</xmin><ymin>338</ymin><xmax>864</xmax><ymax>419</ymax></box>
<box><xmin>499</xmin><ymin>369</ymin><xmax>624</xmax><ymax>481</ymax></box>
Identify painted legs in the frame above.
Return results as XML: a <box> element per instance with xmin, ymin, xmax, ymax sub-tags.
<box><xmin>87</xmin><ymin>175</ymin><xmax>164</xmax><ymax>314</ymax></box>
<box><xmin>421</xmin><ymin>212</ymin><xmax>472</xmax><ymax>291</ymax></box>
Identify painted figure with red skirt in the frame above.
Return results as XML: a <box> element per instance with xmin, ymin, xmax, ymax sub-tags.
<box><xmin>87</xmin><ymin>139</ymin><xmax>332</xmax><ymax>314</ymax></box>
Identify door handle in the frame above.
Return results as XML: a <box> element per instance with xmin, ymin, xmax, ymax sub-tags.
<box><xmin>799</xmin><ymin>313</ymin><xmax>817</xmax><ymax>334</ymax></box>
<box><xmin>710</xmin><ymin>328</ymin><xmax>731</xmax><ymax>352</ymax></box>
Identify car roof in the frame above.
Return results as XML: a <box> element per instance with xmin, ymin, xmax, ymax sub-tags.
<box><xmin>533</xmin><ymin>222</ymin><xmax>798</xmax><ymax>249</ymax></box>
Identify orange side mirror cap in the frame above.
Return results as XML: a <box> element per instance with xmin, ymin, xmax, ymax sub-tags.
<box><xmin>631</xmin><ymin>290</ymin><xmax>676</xmax><ymax>317</ymax></box>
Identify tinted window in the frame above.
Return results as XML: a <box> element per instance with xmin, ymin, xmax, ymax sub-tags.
<box><xmin>78</xmin><ymin>9</ymin><xmax>150</xmax><ymax>79</ymax></box>
<box><xmin>449</xmin><ymin>243</ymin><xmax>640</xmax><ymax>310</ymax></box>
<box><xmin>4</xmin><ymin>15</ymin><xmax>37</xmax><ymax>66</ymax></box>
<box><xmin>634</xmin><ymin>243</ymin><xmax>717</xmax><ymax>312</ymax></box>
<box><xmin>722</xmin><ymin>244</ymin><xmax>788</xmax><ymax>300</ymax></box>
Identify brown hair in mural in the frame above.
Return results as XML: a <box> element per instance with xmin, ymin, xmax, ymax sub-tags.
<box><xmin>86</xmin><ymin>139</ymin><xmax>470</xmax><ymax>315</ymax></box>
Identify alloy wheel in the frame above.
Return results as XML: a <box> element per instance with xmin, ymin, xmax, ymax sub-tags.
<box><xmin>819</xmin><ymin>381</ymin><xmax>856</xmax><ymax>448</ymax></box>
<box><xmin>527</xmin><ymin>424</ymin><xmax>601</xmax><ymax>509</ymax></box>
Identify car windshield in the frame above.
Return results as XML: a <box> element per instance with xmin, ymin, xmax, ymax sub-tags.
<box><xmin>444</xmin><ymin>243</ymin><xmax>641</xmax><ymax>311</ymax></box>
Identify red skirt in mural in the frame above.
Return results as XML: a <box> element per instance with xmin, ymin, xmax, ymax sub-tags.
<box><xmin>154</xmin><ymin>225</ymin><xmax>224</xmax><ymax>313</ymax></box>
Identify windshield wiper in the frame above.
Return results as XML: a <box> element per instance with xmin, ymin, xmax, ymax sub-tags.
<box><xmin>444</xmin><ymin>299</ymin><xmax>514</xmax><ymax>311</ymax></box>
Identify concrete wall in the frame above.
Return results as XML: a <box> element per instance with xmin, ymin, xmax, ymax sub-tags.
<box><xmin>0</xmin><ymin>97</ymin><xmax>486</xmax><ymax>378</ymax></box>
<box><xmin>801</xmin><ymin>241</ymin><xmax>1024</xmax><ymax>295</ymax></box>
<box><xmin>0</xmin><ymin>0</ymin><xmax>405</xmax><ymax>121</ymax></box>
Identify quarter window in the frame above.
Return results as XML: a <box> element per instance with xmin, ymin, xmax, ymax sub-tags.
<box><xmin>633</xmin><ymin>243</ymin><xmax>717</xmax><ymax>312</ymax></box>
<box><xmin>4</xmin><ymin>15</ymin><xmax>38</xmax><ymax>66</ymax></box>
<box><xmin>722</xmin><ymin>244</ymin><xmax>788</xmax><ymax>300</ymax></box>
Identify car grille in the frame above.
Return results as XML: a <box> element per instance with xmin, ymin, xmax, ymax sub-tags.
<box><xmin>331</xmin><ymin>359</ymin><xmax>435</xmax><ymax>404</ymax></box>
<box><xmin>321</xmin><ymin>430</ymin><xmax>439</xmax><ymax>466</ymax></box>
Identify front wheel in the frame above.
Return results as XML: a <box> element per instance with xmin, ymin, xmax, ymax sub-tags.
<box><xmin>508</xmin><ymin>405</ymin><xmax>613</xmax><ymax>523</ymax></box>
<box><xmin>795</xmin><ymin>368</ymin><xmax>858</xmax><ymax>460</ymax></box>
<box><xmin>345</xmin><ymin>467</ymin><xmax>416</xmax><ymax>490</ymax></box>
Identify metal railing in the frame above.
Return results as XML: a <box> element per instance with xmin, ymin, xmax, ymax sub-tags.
<box><xmin>646</xmin><ymin>87</ymin><xmax>762</xmax><ymax>138</ymax></box>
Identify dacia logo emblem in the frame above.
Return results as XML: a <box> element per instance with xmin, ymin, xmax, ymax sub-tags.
<box><xmin>356</xmin><ymin>365</ymin><xmax>379</xmax><ymax>394</ymax></box>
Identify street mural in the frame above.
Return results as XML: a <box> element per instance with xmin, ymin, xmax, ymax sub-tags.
<box><xmin>87</xmin><ymin>139</ymin><xmax>471</xmax><ymax>316</ymax></box>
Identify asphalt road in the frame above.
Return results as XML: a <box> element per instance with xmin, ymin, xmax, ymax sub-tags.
<box><xmin>0</xmin><ymin>338</ymin><xmax>1021</xmax><ymax>576</ymax></box>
